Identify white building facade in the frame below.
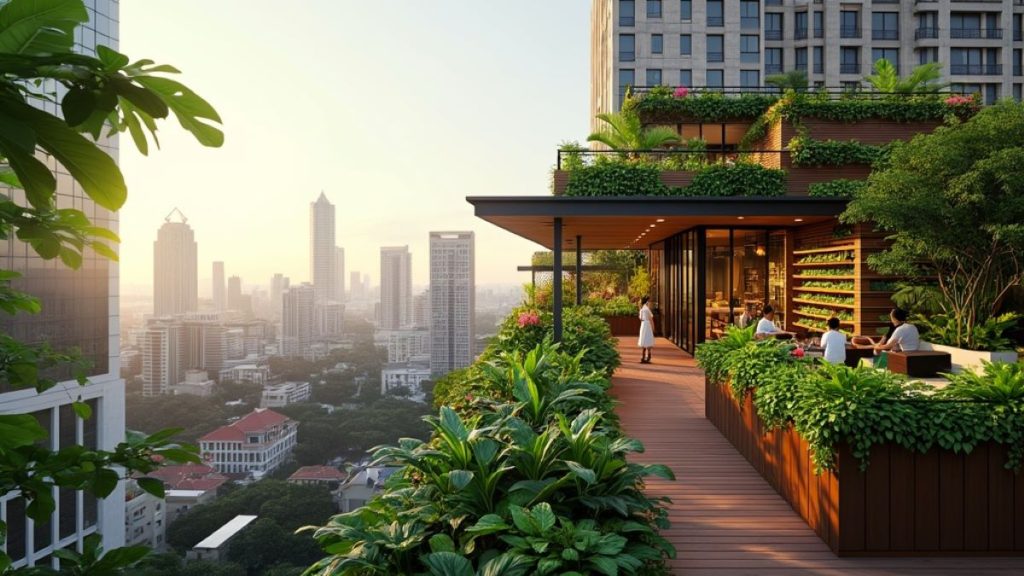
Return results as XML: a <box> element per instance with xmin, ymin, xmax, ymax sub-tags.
<box><xmin>260</xmin><ymin>381</ymin><xmax>312</xmax><ymax>408</ymax></box>
<box><xmin>429</xmin><ymin>232</ymin><xmax>476</xmax><ymax>376</ymax></box>
<box><xmin>310</xmin><ymin>193</ymin><xmax>337</xmax><ymax>303</ymax></box>
<box><xmin>199</xmin><ymin>409</ymin><xmax>298</xmax><ymax>479</ymax></box>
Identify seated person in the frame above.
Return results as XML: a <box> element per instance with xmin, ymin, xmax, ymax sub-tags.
<box><xmin>736</xmin><ymin>306</ymin><xmax>754</xmax><ymax>329</ymax></box>
<box><xmin>873</xmin><ymin>308</ymin><xmax>920</xmax><ymax>353</ymax></box>
<box><xmin>754</xmin><ymin>305</ymin><xmax>779</xmax><ymax>339</ymax></box>
<box><xmin>820</xmin><ymin>317</ymin><xmax>847</xmax><ymax>365</ymax></box>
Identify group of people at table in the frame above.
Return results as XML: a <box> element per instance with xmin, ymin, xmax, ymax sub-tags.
<box><xmin>748</xmin><ymin>305</ymin><xmax>920</xmax><ymax>367</ymax></box>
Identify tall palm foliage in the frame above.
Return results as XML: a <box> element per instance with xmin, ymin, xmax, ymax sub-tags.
<box><xmin>864</xmin><ymin>59</ymin><xmax>945</xmax><ymax>93</ymax></box>
<box><xmin>765</xmin><ymin>70</ymin><xmax>808</xmax><ymax>92</ymax></box>
<box><xmin>587</xmin><ymin>110</ymin><xmax>679</xmax><ymax>152</ymax></box>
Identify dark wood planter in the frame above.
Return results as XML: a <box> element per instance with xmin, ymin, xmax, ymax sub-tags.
<box><xmin>603</xmin><ymin>315</ymin><xmax>641</xmax><ymax>337</ymax></box>
<box><xmin>705</xmin><ymin>378</ymin><xmax>1024</xmax><ymax>556</ymax></box>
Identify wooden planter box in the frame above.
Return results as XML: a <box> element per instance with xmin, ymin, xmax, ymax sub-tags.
<box><xmin>705</xmin><ymin>378</ymin><xmax>1024</xmax><ymax>556</ymax></box>
<box><xmin>603</xmin><ymin>315</ymin><xmax>640</xmax><ymax>337</ymax></box>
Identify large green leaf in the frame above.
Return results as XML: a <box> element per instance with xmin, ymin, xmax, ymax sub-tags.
<box><xmin>135</xmin><ymin>76</ymin><xmax>223</xmax><ymax>147</ymax></box>
<box><xmin>0</xmin><ymin>97</ymin><xmax>127</xmax><ymax>210</ymax></box>
<box><xmin>0</xmin><ymin>0</ymin><xmax>86</xmax><ymax>55</ymax></box>
<box><xmin>421</xmin><ymin>552</ymin><xmax>474</xmax><ymax>576</ymax></box>
<box><xmin>0</xmin><ymin>413</ymin><xmax>47</xmax><ymax>449</ymax></box>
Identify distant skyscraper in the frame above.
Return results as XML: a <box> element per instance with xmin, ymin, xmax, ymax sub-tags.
<box><xmin>270</xmin><ymin>274</ymin><xmax>290</xmax><ymax>320</ymax></box>
<box><xmin>153</xmin><ymin>209</ymin><xmax>198</xmax><ymax>316</ymax></box>
<box><xmin>335</xmin><ymin>247</ymin><xmax>346</xmax><ymax>302</ymax></box>
<box><xmin>413</xmin><ymin>289</ymin><xmax>431</xmax><ymax>329</ymax></box>
<box><xmin>212</xmin><ymin>261</ymin><xmax>226</xmax><ymax>311</ymax></box>
<box><xmin>429</xmin><ymin>232</ymin><xmax>475</xmax><ymax>375</ymax></box>
<box><xmin>380</xmin><ymin>246</ymin><xmax>412</xmax><ymax>330</ymax></box>
<box><xmin>227</xmin><ymin>276</ymin><xmax>243</xmax><ymax>312</ymax></box>
<box><xmin>310</xmin><ymin>193</ymin><xmax>336</xmax><ymax>303</ymax></box>
<box><xmin>349</xmin><ymin>271</ymin><xmax>362</xmax><ymax>301</ymax></box>
<box><xmin>282</xmin><ymin>283</ymin><xmax>316</xmax><ymax>358</ymax></box>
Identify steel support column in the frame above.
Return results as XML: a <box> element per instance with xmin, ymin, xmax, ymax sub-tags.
<box><xmin>553</xmin><ymin>217</ymin><xmax>563</xmax><ymax>343</ymax></box>
<box><xmin>575</xmin><ymin>235</ymin><xmax>583</xmax><ymax>306</ymax></box>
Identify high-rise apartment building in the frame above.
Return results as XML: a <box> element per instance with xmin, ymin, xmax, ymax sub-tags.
<box><xmin>429</xmin><ymin>232</ymin><xmax>475</xmax><ymax>376</ymax></box>
<box><xmin>0</xmin><ymin>4</ymin><xmax>126</xmax><ymax>567</ymax></box>
<box><xmin>310</xmin><ymin>193</ymin><xmax>337</xmax><ymax>303</ymax></box>
<box><xmin>153</xmin><ymin>210</ymin><xmax>198</xmax><ymax>316</ymax></box>
<box><xmin>412</xmin><ymin>289</ymin><xmax>431</xmax><ymax>330</ymax></box>
<box><xmin>212</xmin><ymin>261</ymin><xmax>226</xmax><ymax>311</ymax></box>
<box><xmin>591</xmin><ymin>0</ymin><xmax>1024</xmax><ymax>127</ymax></box>
<box><xmin>270</xmin><ymin>273</ymin><xmax>290</xmax><ymax>321</ymax></box>
<box><xmin>379</xmin><ymin>247</ymin><xmax>412</xmax><ymax>330</ymax></box>
<box><xmin>281</xmin><ymin>283</ymin><xmax>316</xmax><ymax>358</ymax></box>
<box><xmin>227</xmin><ymin>275</ymin><xmax>243</xmax><ymax>312</ymax></box>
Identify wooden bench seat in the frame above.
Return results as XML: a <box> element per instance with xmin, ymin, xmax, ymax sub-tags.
<box><xmin>888</xmin><ymin>351</ymin><xmax>952</xmax><ymax>377</ymax></box>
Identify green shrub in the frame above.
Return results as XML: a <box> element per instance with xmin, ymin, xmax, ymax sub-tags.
<box><xmin>788</xmin><ymin>137</ymin><xmax>890</xmax><ymax>167</ymax></box>
<box><xmin>625</xmin><ymin>91</ymin><xmax>777</xmax><ymax>123</ymax></box>
<box><xmin>683</xmin><ymin>163</ymin><xmax>787</xmax><ymax>197</ymax></box>
<box><xmin>488</xmin><ymin>306</ymin><xmax>621</xmax><ymax>378</ymax></box>
<box><xmin>563</xmin><ymin>163</ymin><xmax>668</xmax><ymax>197</ymax></box>
<box><xmin>915</xmin><ymin>312</ymin><xmax>1021</xmax><ymax>351</ymax></box>
<box><xmin>306</xmin><ymin>344</ymin><xmax>675</xmax><ymax>575</ymax></box>
<box><xmin>807</xmin><ymin>179</ymin><xmax>867</xmax><ymax>198</ymax></box>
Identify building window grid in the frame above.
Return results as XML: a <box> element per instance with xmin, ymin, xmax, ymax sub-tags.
<box><xmin>741</xmin><ymin>35</ymin><xmax>760</xmax><ymax>63</ymax></box>
<box><xmin>707</xmin><ymin>0</ymin><xmax>724</xmax><ymax>27</ymax></box>
<box><xmin>619</xmin><ymin>34</ymin><xmax>636</xmax><ymax>62</ymax></box>
<box><xmin>680</xmin><ymin>34</ymin><xmax>692</xmax><ymax>56</ymax></box>
<box><xmin>813</xmin><ymin>46</ymin><xmax>824</xmax><ymax>74</ymax></box>
<box><xmin>795</xmin><ymin>47</ymin><xmax>808</xmax><ymax>72</ymax></box>
<box><xmin>707</xmin><ymin>35</ymin><xmax>724</xmax><ymax>63</ymax></box>
<box><xmin>741</xmin><ymin>0</ymin><xmax>760</xmax><ymax>30</ymax></box>
<box><xmin>680</xmin><ymin>0</ymin><xmax>692</xmax><ymax>21</ymax></box>
<box><xmin>841</xmin><ymin>10</ymin><xmax>861</xmax><ymax>39</ymax></box>
<box><xmin>795</xmin><ymin>12</ymin><xmax>808</xmax><ymax>40</ymax></box>
<box><xmin>814</xmin><ymin>11</ymin><xmax>824</xmax><ymax>38</ymax></box>
<box><xmin>620</xmin><ymin>0</ymin><xmax>636</xmax><ymax>26</ymax></box>
<box><xmin>765</xmin><ymin>12</ymin><xmax>783</xmax><ymax>41</ymax></box>
<box><xmin>647</xmin><ymin>0</ymin><xmax>662</xmax><ymax>19</ymax></box>
<box><xmin>651</xmin><ymin>34</ymin><xmax>663</xmax><ymax>55</ymax></box>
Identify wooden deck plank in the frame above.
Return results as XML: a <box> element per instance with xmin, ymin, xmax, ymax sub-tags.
<box><xmin>610</xmin><ymin>338</ymin><xmax>1024</xmax><ymax>575</ymax></box>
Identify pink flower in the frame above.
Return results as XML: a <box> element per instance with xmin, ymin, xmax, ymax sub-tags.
<box><xmin>944</xmin><ymin>95</ymin><xmax>975</xmax><ymax>107</ymax></box>
<box><xmin>517</xmin><ymin>311</ymin><xmax>541</xmax><ymax>328</ymax></box>
<box><xmin>673</xmin><ymin>86</ymin><xmax>689</xmax><ymax>99</ymax></box>
<box><xmin>791</xmin><ymin>347</ymin><xmax>805</xmax><ymax>358</ymax></box>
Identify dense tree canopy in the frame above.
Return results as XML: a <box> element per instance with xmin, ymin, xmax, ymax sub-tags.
<box><xmin>841</xmin><ymin>101</ymin><xmax>1024</xmax><ymax>349</ymax></box>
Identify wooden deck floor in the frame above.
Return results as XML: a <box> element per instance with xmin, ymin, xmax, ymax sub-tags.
<box><xmin>611</xmin><ymin>337</ymin><xmax>1024</xmax><ymax>575</ymax></box>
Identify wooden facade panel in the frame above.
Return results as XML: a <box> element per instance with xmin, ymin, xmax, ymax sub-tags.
<box><xmin>988</xmin><ymin>445</ymin><xmax>1015</xmax><ymax>551</ymax></box>
<box><xmin>939</xmin><ymin>451</ymin><xmax>966</xmax><ymax>550</ymax></box>
<box><xmin>838</xmin><ymin>448</ymin><xmax>866</xmax><ymax>553</ymax></box>
<box><xmin>964</xmin><ymin>445</ymin><xmax>990</xmax><ymax>550</ymax></box>
<box><xmin>865</xmin><ymin>444</ymin><xmax>891</xmax><ymax>550</ymax></box>
<box><xmin>913</xmin><ymin>450</ymin><xmax>941</xmax><ymax>551</ymax></box>
<box><xmin>889</xmin><ymin>447</ymin><xmax>916</xmax><ymax>551</ymax></box>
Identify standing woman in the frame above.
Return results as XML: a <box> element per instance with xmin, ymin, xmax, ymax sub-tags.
<box><xmin>638</xmin><ymin>295</ymin><xmax>655</xmax><ymax>363</ymax></box>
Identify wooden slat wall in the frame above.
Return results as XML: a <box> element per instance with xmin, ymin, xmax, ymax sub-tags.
<box><xmin>706</xmin><ymin>377</ymin><xmax>1024</xmax><ymax>556</ymax></box>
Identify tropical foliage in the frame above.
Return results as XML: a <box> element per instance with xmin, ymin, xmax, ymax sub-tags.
<box><xmin>0</xmin><ymin>0</ymin><xmax>221</xmax><ymax>572</ymax></box>
<box><xmin>864</xmin><ymin>59</ymin><xmax>945</xmax><ymax>94</ymax></box>
<box><xmin>306</xmin><ymin>307</ymin><xmax>675</xmax><ymax>575</ymax></box>
<box><xmin>841</xmin><ymin>101</ymin><xmax>1024</xmax><ymax>350</ymax></box>
<box><xmin>697</xmin><ymin>327</ymin><xmax>1024</xmax><ymax>472</ymax></box>
<box><xmin>765</xmin><ymin>70</ymin><xmax>808</xmax><ymax>92</ymax></box>
<box><xmin>587</xmin><ymin>110</ymin><xmax>679</xmax><ymax>152</ymax></box>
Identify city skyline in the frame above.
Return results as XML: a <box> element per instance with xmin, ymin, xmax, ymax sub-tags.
<box><xmin>117</xmin><ymin>1</ymin><xmax>591</xmax><ymax>293</ymax></box>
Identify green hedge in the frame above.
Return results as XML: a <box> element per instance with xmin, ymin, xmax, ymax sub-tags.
<box><xmin>780</xmin><ymin>95</ymin><xmax>974</xmax><ymax>123</ymax></box>
<box><xmin>307</xmin><ymin>307</ymin><xmax>676</xmax><ymax>575</ymax></box>
<box><xmin>696</xmin><ymin>326</ymin><xmax>1024</xmax><ymax>473</ymax></box>
<box><xmin>562</xmin><ymin>162</ymin><xmax>786</xmax><ymax>198</ymax></box>
<box><xmin>788</xmin><ymin>137</ymin><xmax>890</xmax><ymax>167</ymax></box>
<box><xmin>625</xmin><ymin>90</ymin><xmax>777</xmax><ymax>123</ymax></box>
<box><xmin>807</xmin><ymin>179</ymin><xmax>868</xmax><ymax>198</ymax></box>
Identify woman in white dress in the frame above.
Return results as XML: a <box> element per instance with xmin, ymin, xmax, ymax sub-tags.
<box><xmin>638</xmin><ymin>296</ymin><xmax>655</xmax><ymax>363</ymax></box>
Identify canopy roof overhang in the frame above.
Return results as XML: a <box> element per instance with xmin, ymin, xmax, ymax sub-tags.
<box><xmin>466</xmin><ymin>196</ymin><xmax>849</xmax><ymax>250</ymax></box>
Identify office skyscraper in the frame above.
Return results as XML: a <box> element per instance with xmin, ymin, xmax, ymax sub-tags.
<box><xmin>270</xmin><ymin>274</ymin><xmax>290</xmax><ymax>321</ymax></box>
<box><xmin>591</xmin><ymin>0</ymin><xmax>1023</xmax><ymax>129</ymax></box>
<box><xmin>429</xmin><ymin>232</ymin><xmax>475</xmax><ymax>376</ymax></box>
<box><xmin>380</xmin><ymin>246</ymin><xmax>412</xmax><ymax>330</ymax></box>
<box><xmin>0</xmin><ymin>4</ymin><xmax>126</xmax><ymax>568</ymax></box>
<box><xmin>212</xmin><ymin>261</ymin><xmax>226</xmax><ymax>311</ymax></box>
<box><xmin>153</xmin><ymin>209</ymin><xmax>198</xmax><ymax>316</ymax></box>
<box><xmin>281</xmin><ymin>283</ymin><xmax>316</xmax><ymax>358</ymax></box>
<box><xmin>310</xmin><ymin>193</ymin><xmax>336</xmax><ymax>303</ymax></box>
<box><xmin>227</xmin><ymin>276</ymin><xmax>243</xmax><ymax>312</ymax></box>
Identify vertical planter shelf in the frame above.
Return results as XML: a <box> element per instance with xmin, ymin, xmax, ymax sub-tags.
<box><xmin>705</xmin><ymin>378</ymin><xmax>1024</xmax><ymax>556</ymax></box>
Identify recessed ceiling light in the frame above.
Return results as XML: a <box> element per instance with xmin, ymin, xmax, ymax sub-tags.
<box><xmin>737</xmin><ymin>216</ymin><xmax>745</xmax><ymax>220</ymax></box>
<box><xmin>656</xmin><ymin>218</ymin><xmax>665</xmax><ymax>223</ymax></box>
<box><xmin>794</xmin><ymin>218</ymin><xmax>804</xmax><ymax>222</ymax></box>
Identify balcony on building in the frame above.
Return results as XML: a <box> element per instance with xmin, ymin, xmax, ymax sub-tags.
<box><xmin>950</xmin><ymin>64</ymin><xmax>1003</xmax><ymax>75</ymax></box>
<box><xmin>765</xmin><ymin>29</ymin><xmax>784</xmax><ymax>41</ymax></box>
<box><xmin>950</xmin><ymin>27</ymin><xmax>1003</xmax><ymax>39</ymax></box>
<box><xmin>766</xmin><ymin>63</ymin><xmax>784</xmax><ymax>74</ymax></box>
<box><xmin>840</xmin><ymin>26</ymin><xmax>862</xmax><ymax>39</ymax></box>
<box><xmin>795</xmin><ymin>27</ymin><xmax>808</xmax><ymax>40</ymax></box>
<box><xmin>840</xmin><ymin>63</ymin><xmax>860</xmax><ymax>74</ymax></box>
<box><xmin>708</xmin><ymin>16</ymin><xmax>725</xmax><ymax>27</ymax></box>
<box><xmin>872</xmin><ymin>29</ymin><xmax>899</xmax><ymax>41</ymax></box>
<box><xmin>915</xmin><ymin>27</ymin><xmax>940</xmax><ymax>40</ymax></box>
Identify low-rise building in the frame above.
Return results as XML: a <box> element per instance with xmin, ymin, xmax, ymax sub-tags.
<box><xmin>219</xmin><ymin>362</ymin><xmax>270</xmax><ymax>385</ymax></box>
<box><xmin>124</xmin><ymin>480</ymin><xmax>165</xmax><ymax>551</ymax></box>
<box><xmin>147</xmin><ymin>463</ymin><xmax>228</xmax><ymax>525</ymax></box>
<box><xmin>186</xmin><ymin>514</ymin><xmax>258</xmax><ymax>562</ymax></box>
<box><xmin>199</xmin><ymin>408</ymin><xmax>298</xmax><ymax>479</ymax></box>
<box><xmin>169</xmin><ymin>369</ymin><xmax>216</xmax><ymax>397</ymax></box>
<box><xmin>260</xmin><ymin>381</ymin><xmax>311</xmax><ymax>408</ymax></box>
<box><xmin>336</xmin><ymin>467</ymin><xmax>399</xmax><ymax>512</ymax></box>
<box><xmin>381</xmin><ymin>362</ymin><xmax>431</xmax><ymax>399</ymax></box>
<box><xmin>288</xmin><ymin>465</ymin><xmax>346</xmax><ymax>488</ymax></box>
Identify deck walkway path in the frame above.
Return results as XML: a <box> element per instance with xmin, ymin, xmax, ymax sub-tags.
<box><xmin>610</xmin><ymin>337</ymin><xmax>1024</xmax><ymax>575</ymax></box>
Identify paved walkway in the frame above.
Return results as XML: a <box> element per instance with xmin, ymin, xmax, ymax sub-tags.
<box><xmin>610</xmin><ymin>337</ymin><xmax>1024</xmax><ymax>575</ymax></box>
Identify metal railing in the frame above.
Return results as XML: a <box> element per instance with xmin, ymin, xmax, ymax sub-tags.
<box><xmin>1015</xmin><ymin>65</ymin><xmax>1023</xmax><ymax>76</ymax></box>
<box><xmin>872</xmin><ymin>29</ymin><xmax>899</xmax><ymax>40</ymax></box>
<box><xmin>915</xmin><ymin>27</ymin><xmax>939</xmax><ymax>39</ymax></box>
<box><xmin>814</xmin><ymin>63</ymin><xmax>824</xmax><ymax>74</ymax></box>
<box><xmin>795</xmin><ymin>63</ymin><xmax>808</xmax><ymax>72</ymax></box>
<box><xmin>627</xmin><ymin>85</ymin><xmax>957</xmax><ymax>98</ymax></box>
<box><xmin>949</xmin><ymin>64</ymin><xmax>1002</xmax><ymax>75</ymax></box>
<box><xmin>708</xmin><ymin>16</ymin><xmax>724</xmax><ymax>26</ymax></box>
<box><xmin>708</xmin><ymin>51</ymin><xmax>724</xmax><ymax>62</ymax></box>
<box><xmin>950</xmin><ymin>27</ymin><xmax>1003</xmax><ymax>39</ymax></box>
<box><xmin>795</xmin><ymin>28</ymin><xmax>808</xmax><ymax>40</ymax></box>
<box><xmin>765</xmin><ymin>0</ymin><xmax>783</xmax><ymax>5</ymax></box>
<box><xmin>620</xmin><ymin>51</ymin><xmax>636</xmax><ymax>62</ymax></box>
<box><xmin>766</xmin><ymin>63</ymin><xmax>784</xmax><ymax>74</ymax></box>
<box><xmin>814</xmin><ymin>27</ymin><xmax>824</xmax><ymax>38</ymax></box>
<box><xmin>840</xmin><ymin>63</ymin><xmax>861</xmax><ymax>74</ymax></box>
<box><xmin>765</xmin><ymin>29</ymin><xmax>784</xmax><ymax>41</ymax></box>
<box><xmin>556</xmin><ymin>148</ymin><xmax>794</xmax><ymax>171</ymax></box>
<box><xmin>840</xmin><ymin>26</ymin><xmax>861</xmax><ymax>38</ymax></box>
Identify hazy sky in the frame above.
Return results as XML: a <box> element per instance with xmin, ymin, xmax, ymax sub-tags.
<box><xmin>118</xmin><ymin>1</ymin><xmax>590</xmax><ymax>294</ymax></box>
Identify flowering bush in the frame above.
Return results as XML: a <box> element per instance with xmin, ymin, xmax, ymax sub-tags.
<box><xmin>673</xmin><ymin>86</ymin><xmax>689</xmax><ymax>99</ymax></box>
<box><xmin>517</xmin><ymin>310</ymin><xmax>541</xmax><ymax>327</ymax></box>
<box><xmin>944</xmin><ymin>95</ymin><xmax>973</xmax><ymax>106</ymax></box>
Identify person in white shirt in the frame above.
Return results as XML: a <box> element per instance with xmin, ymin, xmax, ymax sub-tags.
<box><xmin>820</xmin><ymin>317</ymin><xmax>847</xmax><ymax>365</ymax></box>
<box><xmin>873</xmin><ymin>308</ymin><xmax>920</xmax><ymax>353</ymax></box>
<box><xmin>755</xmin><ymin>305</ymin><xmax>779</xmax><ymax>339</ymax></box>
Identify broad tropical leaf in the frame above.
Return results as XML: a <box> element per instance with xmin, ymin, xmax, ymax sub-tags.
<box><xmin>0</xmin><ymin>0</ymin><xmax>86</xmax><ymax>55</ymax></box>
